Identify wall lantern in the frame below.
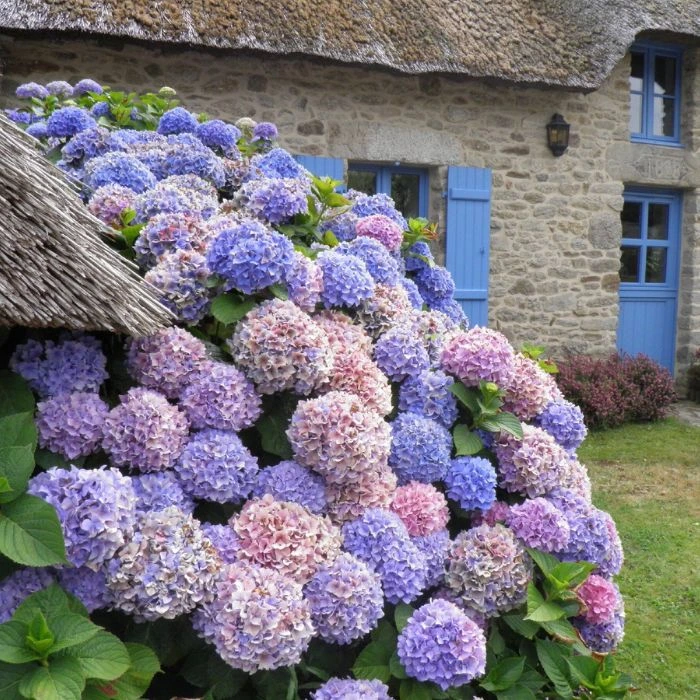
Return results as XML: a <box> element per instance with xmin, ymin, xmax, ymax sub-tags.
<box><xmin>546</xmin><ymin>113</ymin><xmax>570</xmax><ymax>156</ymax></box>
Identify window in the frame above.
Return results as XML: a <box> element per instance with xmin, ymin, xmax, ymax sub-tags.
<box><xmin>629</xmin><ymin>42</ymin><xmax>682</xmax><ymax>145</ymax></box>
<box><xmin>347</xmin><ymin>164</ymin><xmax>428</xmax><ymax>219</ymax></box>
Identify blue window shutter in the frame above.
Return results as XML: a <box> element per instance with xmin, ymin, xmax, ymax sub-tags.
<box><xmin>445</xmin><ymin>166</ymin><xmax>492</xmax><ymax>328</ymax></box>
<box><xmin>294</xmin><ymin>155</ymin><xmax>345</xmax><ymax>190</ymax></box>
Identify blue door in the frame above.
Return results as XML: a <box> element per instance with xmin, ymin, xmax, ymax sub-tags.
<box><xmin>445</xmin><ymin>167</ymin><xmax>492</xmax><ymax>327</ymax></box>
<box><xmin>617</xmin><ymin>189</ymin><xmax>682</xmax><ymax>371</ymax></box>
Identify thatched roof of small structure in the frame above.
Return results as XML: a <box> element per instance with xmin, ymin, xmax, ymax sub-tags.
<box><xmin>0</xmin><ymin>114</ymin><xmax>173</xmax><ymax>335</ymax></box>
<box><xmin>0</xmin><ymin>1</ymin><xmax>699</xmax><ymax>88</ymax></box>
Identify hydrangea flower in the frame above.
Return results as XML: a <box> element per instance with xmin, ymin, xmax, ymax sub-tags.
<box><xmin>445</xmin><ymin>524</ymin><xmax>531</xmax><ymax>616</ymax></box>
<box><xmin>313</xmin><ymin>679</ymin><xmax>391</xmax><ymax>700</ymax></box>
<box><xmin>409</xmin><ymin>309</ymin><xmax>457</xmax><ymax>364</ymax></box>
<box><xmin>389</xmin><ymin>412</ymin><xmax>452</xmax><ymax>484</ymax></box>
<box><xmin>25</xmin><ymin>121</ymin><xmax>48</xmax><ymax>140</ymax></box>
<box><xmin>157</xmin><ymin>107</ymin><xmax>199</xmax><ymax>135</ymax></box>
<box><xmin>356</xmin><ymin>214</ymin><xmax>404</xmax><ymax>252</ymax></box>
<box><xmin>175</xmin><ymin>429</ymin><xmax>259</xmax><ymax>504</ymax></box>
<box><xmin>253</xmin><ymin>461</ymin><xmax>327</xmax><ymax>515</ymax></box>
<box><xmin>237</xmin><ymin>176</ymin><xmax>309</xmax><ymax>224</ymax></box>
<box><xmin>390</xmin><ymin>482</ymin><xmax>449</xmax><ymax>537</ymax></box>
<box><xmin>444</xmin><ymin>457</ymin><xmax>498</xmax><ymax>512</ymax></box>
<box><xmin>251</xmin><ymin>122</ymin><xmax>278</xmax><ymax>141</ymax></box>
<box><xmin>577</xmin><ymin>575</ymin><xmax>621</xmax><ymax>624</ymax></box>
<box><xmin>195</xmin><ymin>119</ymin><xmax>241</xmax><ymax>156</ymax></box>
<box><xmin>193</xmin><ymin>562</ymin><xmax>313</xmax><ymax>672</ymax></box>
<box><xmin>415</xmin><ymin>264</ymin><xmax>456</xmax><ymax>305</ymax></box>
<box><xmin>228</xmin><ymin>299</ymin><xmax>332</xmax><ymax>395</ymax></box>
<box><xmin>154</xmin><ymin>134</ymin><xmax>226</xmax><ymax>187</ymax></box>
<box><xmin>316</xmin><ymin>250</ymin><xmax>375</xmax><ymax>308</ymax></box>
<box><xmin>134</xmin><ymin>174</ymin><xmax>218</xmax><ymax>222</ymax></box>
<box><xmin>57</xmin><ymin>567</ymin><xmax>113</xmax><ymax>613</ymax></box>
<box><xmin>46</xmin><ymin>107</ymin><xmax>97</xmax><ymax>138</ymax></box>
<box><xmin>206</xmin><ymin>219</ymin><xmax>295</xmax><ymax>294</ymax></box>
<box><xmin>16</xmin><ymin>82</ymin><xmax>49</xmax><ymax>99</ymax></box>
<box><xmin>399</xmin><ymin>369</ymin><xmax>459</xmax><ymax>428</ymax></box>
<box><xmin>201</xmin><ymin>523</ymin><xmax>239</xmax><ymax>564</ymax></box>
<box><xmin>4</xmin><ymin>108</ymin><xmax>32</xmax><ymax>125</ymax></box>
<box><xmin>404</xmin><ymin>241</ymin><xmax>434</xmax><ymax>272</ymax></box>
<box><xmin>350</xmin><ymin>191</ymin><xmax>407</xmax><ymax>230</ymax></box>
<box><xmin>73</xmin><ymin>78</ymin><xmax>103</xmax><ymax>95</ymax></box>
<box><xmin>62</xmin><ymin>126</ymin><xmax>112</xmax><ymax>164</ymax></box>
<box><xmin>430</xmin><ymin>296</ymin><xmax>468</xmax><ymax>325</ymax></box>
<box><xmin>288</xmin><ymin>391</ymin><xmax>391</xmax><ymax>485</ymax></box>
<box><xmin>412</xmin><ymin>529</ymin><xmax>451</xmax><ymax>588</ymax></box>
<box><xmin>322</xmin><ymin>210</ymin><xmax>359</xmax><ymax>242</ymax></box>
<box><xmin>440</xmin><ymin>327</ymin><xmax>517</xmax><ymax>387</ymax></box>
<box><xmin>325</xmin><ymin>465</ymin><xmax>397</xmax><ymax>525</ymax></box>
<box><xmin>400</xmin><ymin>277</ymin><xmax>424</xmax><ymax>309</ymax></box>
<box><xmin>134</xmin><ymin>212</ymin><xmax>212</xmax><ymax>266</ymax></box>
<box><xmin>251</xmin><ymin>147</ymin><xmax>306</xmax><ymax>179</ymax></box>
<box><xmin>0</xmin><ymin>568</ymin><xmax>55</xmax><ymax>623</ymax></box>
<box><xmin>46</xmin><ymin>80</ymin><xmax>74</xmax><ymax>97</ymax></box>
<box><xmin>10</xmin><ymin>335</ymin><xmax>108</xmax><ymax>398</ymax></box>
<box><xmin>575</xmin><ymin>610</ymin><xmax>625</xmax><ymax>654</ymax></box>
<box><xmin>303</xmin><ymin>553</ymin><xmax>384</xmax><ymax>644</ymax></box>
<box><xmin>179</xmin><ymin>361</ymin><xmax>262</xmax><ymax>430</ymax></box>
<box><xmin>357</xmin><ymin>284</ymin><xmax>414</xmax><ymax>338</ymax></box>
<box><xmin>88</xmin><ymin>184</ymin><xmax>138</xmax><ymax>228</ymax></box>
<box><xmin>472</xmin><ymin>501</ymin><xmax>511</xmax><ymax>527</ymax></box>
<box><xmin>144</xmin><ymin>249</ymin><xmax>212</xmax><ymax>323</ymax></box>
<box><xmin>502</xmin><ymin>354</ymin><xmax>557</xmax><ymax>421</ymax></box>
<box><xmin>126</xmin><ymin>327</ymin><xmax>207</xmax><ymax>399</ymax></box>
<box><xmin>28</xmin><ymin>466</ymin><xmax>136</xmax><ymax>570</ymax></box>
<box><xmin>85</xmin><ymin>152</ymin><xmax>157</xmax><ymax>193</ymax></box>
<box><xmin>36</xmin><ymin>392</ymin><xmax>108</xmax><ymax>459</ymax></box>
<box><xmin>397</xmin><ymin>599</ymin><xmax>487</xmax><ymax>690</ymax></box>
<box><xmin>102</xmin><ymin>387</ymin><xmax>189</xmax><ymax>472</ymax></box>
<box><xmin>374</xmin><ymin>325</ymin><xmax>430</xmax><ymax>381</ymax></box>
<box><xmin>535</xmin><ymin>399</ymin><xmax>588</xmax><ymax>452</ymax></box>
<box><xmin>131</xmin><ymin>471</ymin><xmax>194</xmax><ymax>514</ymax></box>
<box><xmin>506</xmin><ymin>498</ymin><xmax>571</xmax><ymax>552</ymax></box>
<box><xmin>90</xmin><ymin>102</ymin><xmax>111</xmax><ymax>119</ymax></box>
<box><xmin>107</xmin><ymin>506</ymin><xmax>220</xmax><ymax>621</ymax></box>
<box><xmin>285</xmin><ymin>251</ymin><xmax>324</xmax><ymax>311</ymax></box>
<box><xmin>342</xmin><ymin>509</ymin><xmax>428</xmax><ymax>604</ymax></box>
<box><xmin>337</xmin><ymin>237</ymin><xmax>401</xmax><ymax>286</ymax></box>
<box><xmin>313</xmin><ymin>310</ymin><xmax>373</xmax><ymax>356</ymax></box>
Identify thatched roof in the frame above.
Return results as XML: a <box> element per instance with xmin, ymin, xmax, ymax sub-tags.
<box><xmin>0</xmin><ymin>1</ymin><xmax>699</xmax><ymax>88</ymax></box>
<box><xmin>0</xmin><ymin>114</ymin><xmax>173</xmax><ymax>335</ymax></box>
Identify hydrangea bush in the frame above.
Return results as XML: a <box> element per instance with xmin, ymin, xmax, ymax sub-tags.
<box><xmin>0</xmin><ymin>80</ymin><xmax>633</xmax><ymax>699</ymax></box>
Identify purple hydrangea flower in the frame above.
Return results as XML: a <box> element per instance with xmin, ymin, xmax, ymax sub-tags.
<box><xmin>90</xmin><ymin>102</ymin><xmax>112</xmax><ymax>119</ymax></box>
<box><xmin>102</xmin><ymin>387</ymin><xmax>189</xmax><ymax>472</ymax></box>
<box><xmin>285</xmin><ymin>252</ymin><xmax>324</xmax><ymax>311</ymax></box>
<box><xmin>28</xmin><ymin>466</ymin><xmax>136</xmax><ymax>570</ymax></box>
<box><xmin>374</xmin><ymin>325</ymin><xmax>430</xmax><ymax>381</ymax></box>
<box><xmin>253</xmin><ymin>461</ymin><xmax>327</xmax><ymax>514</ymax></box>
<box><xmin>575</xmin><ymin>610</ymin><xmax>625</xmax><ymax>653</ymax></box>
<box><xmin>397</xmin><ymin>599</ymin><xmax>487</xmax><ymax>690</ymax></box>
<box><xmin>175</xmin><ymin>429</ymin><xmax>259</xmax><ymax>504</ymax></box>
<box><xmin>0</xmin><ymin>568</ymin><xmax>55</xmax><ymax>623</ymax></box>
<box><xmin>46</xmin><ymin>107</ymin><xmax>97</xmax><ymax>138</ymax></box>
<box><xmin>131</xmin><ymin>471</ymin><xmax>194</xmax><ymax>514</ymax></box>
<box><xmin>415</xmin><ymin>264</ymin><xmax>456</xmax><ymax>305</ymax></box>
<box><xmin>179</xmin><ymin>361</ymin><xmax>262</xmax><ymax>431</ymax></box>
<box><xmin>506</xmin><ymin>498</ymin><xmax>571</xmax><ymax>552</ymax></box>
<box><xmin>88</xmin><ymin>184</ymin><xmax>138</xmax><ymax>228</ymax></box>
<box><xmin>45</xmin><ymin>80</ymin><xmax>73</xmax><ymax>97</ymax></box>
<box><xmin>236</xmin><ymin>176</ymin><xmax>309</xmax><ymax>224</ymax></box>
<box><xmin>303</xmin><ymin>553</ymin><xmax>384</xmax><ymax>644</ymax></box>
<box><xmin>337</xmin><ymin>237</ymin><xmax>401</xmax><ymax>286</ymax></box>
<box><xmin>206</xmin><ymin>219</ymin><xmax>295</xmax><ymax>294</ymax></box>
<box><xmin>25</xmin><ymin>121</ymin><xmax>48</xmax><ymax>140</ymax></box>
<box><xmin>313</xmin><ymin>679</ymin><xmax>391</xmax><ymax>700</ymax></box>
<box><xmin>195</xmin><ymin>119</ymin><xmax>241</xmax><ymax>156</ymax></box>
<box><xmin>157</xmin><ymin>107</ymin><xmax>199</xmax><ymax>135</ymax></box>
<box><xmin>350</xmin><ymin>191</ymin><xmax>407</xmax><ymax>230</ymax></box>
<box><xmin>412</xmin><ymin>529</ymin><xmax>451</xmax><ymax>589</ymax></box>
<box><xmin>16</xmin><ymin>82</ymin><xmax>49</xmax><ymax>99</ymax></box>
<box><xmin>322</xmin><ymin>211</ymin><xmax>359</xmax><ymax>242</ymax></box>
<box><xmin>201</xmin><ymin>523</ymin><xmax>239</xmax><ymax>564</ymax></box>
<box><xmin>61</xmin><ymin>126</ymin><xmax>112</xmax><ymax>164</ymax></box>
<box><xmin>389</xmin><ymin>413</ymin><xmax>452</xmax><ymax>484</ymax></box>
<box><xmin>400</xmin><ymin>277</ymin><xmax>424</xmax><ymax>309</ymax></box>
<box><xmin>10</xmin><ymin>335</ymin><xmax>108</xmax><ymax>398</ymax></box>
<box><xmin>85</xmin><ymin>152</ymin><xmax>157</xmax><ymax>193</ymax></box>
<box><xmin>134</xmin><ymin>174</ymin><xmax>218</xmax><ymax>222</ymax></box>
<box><xmin>251</xmin><ymin>121</ymin><xmax>278</xmax><ymax>141</ymax></box>
<box><xmin>73</xmin><ymin>79</ymin><xmax>103</xmax><ymax>95</ymax></box>
<box><xmin>36</xmin><ymin>392</ymin><xmax>108</xmax><ymax>459</ymax></box>
<box><xmin>535</xmin><ymin>399</ymin><xmax>588</xmax><ymax>452</ymax></box>
<box><xmin>156</xmin><ymin>134</ymin><xmax>226</xmax><ymax>187</ymax></box>
<box><xmin>399</xmin><ymin>369</ymin><xmax>459</xmax><ymax>428</ymax></box>
<box><xmin>405</xmin><ymin>241</ymin><xmax>434</xmax><ymax>272</ymax></box>
<box><xmin>4</xmin><ymin>109</ymin><xmax>32</xmax><ymax>125</ymax></box>
<box><xmin>251</xmin><ymin>147</ymin><xmax>306</xmax><ymax>179</ymax></box>
<box><xmin>317</xmin><ymin>250</ymin><xmax>375</xmax><ymax>308</ymax></box>
<box><xmin>444</xmin><ymin>457</ymin><xmax>498</xmax><ymax>512</ymax></box>
<box><xmin>356</xmin><ymin>214</ymin><xmax>404</xmax><ymax>252</ymax></box>
<box><xmin>430</xmin><ymin>296</ymin><xmax>468</xmax><ymax>325</ymax></box>
<box><xmin>57</xmin><ymin>567</ymin><xmax>112</xmax><ymax>612</ymax></box>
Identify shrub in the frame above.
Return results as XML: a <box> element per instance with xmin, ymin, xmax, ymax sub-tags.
<box><xmin>557</xmin><ymin>353</ymin><xmax>676</xmax><ymax>429</ymax></box>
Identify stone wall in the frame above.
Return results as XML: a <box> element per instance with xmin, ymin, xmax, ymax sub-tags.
<box><xmin>1</xmin><ymin>34</ymin><xmax>698</xmax><ymax>382</ymax></box>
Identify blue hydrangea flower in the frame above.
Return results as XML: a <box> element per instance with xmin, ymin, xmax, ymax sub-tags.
<box><xmin>399</xmin><ymin>369</ymin><xmax>459</xmax><ymax>428</ymax></box>
<box><xmin>313</xmin><ymin>679</ymin><xmax>391</xmax><ymax>700</ymax></box>
<box><xmin>336</xmin><ymin>237</ymin><xmax>401</xmax><ymax>285</ymax></box>
<box><xmin>4</xmin><ymin>109</ymin><xmax>32</xmax><ymax>125</ymax></box>
<box><xmin>175</xmin><ymin>429</ymin><xmax>259</xmax><ymax>504</ymax></box>
<box><xmin>415</xmin><ymin>264</ymin><xmax>456</xmax><ymax>305</ymax></box>
<box><xmin>134</xmin><ymin>174</ymin><xmax>218</xmax><ymax>222</ymax></box>
<box><xmin>350</xmin><ymin>191</ymin><xmax>407</xmax><ymax>230</ymax></box>
<box><xmin>317</xmin><ymin>250</ymin><xmax>375</xmax><ymax>308</ymax></box>
<box><xmin>57</xmin><ymin>567</ymin><xmax>113</xmax><ymax>612</ymax></box>
<box><xmin>201</xmin><ymin>523</ymin><xmax>239</xmax><ymax>564</ymax></box>
<box><xmin>535</xmin><ymin>399</ymin><xmax>588</xmax><ymax>452</ymax></box>
<box><xmin>303</xmin><ymin>553</ymin><xmax>384</xmax><ymax>644</ymax></box>
<box><xmin>389</xmin><ymin>413</ymin><xmax>452</xmax><ymax>484</ymax></box>
<box><xmin>46</xmin><ymin>80</ymin><xmax>73</xmax><ymax>97</ymax></box>
<box><xmin>397</xmin><ymin>599</ymin><xmax>487</xmax><ymax>690</ymax></box>
<box><xmin>0</xmin><ymin>568</ymin><xmax>55</xmax><ymax>623</ymax></box>
<box><xmin>157</xmin><ymin>107</ymin><xmax>199</xmax><ymax>135</ymax></box>
<box><xmin>73</xmin><ymin>79</ymin><xmax>103</xmax><ymax>95</ymax></box>
<box><xmin>90</xmin><ymin>102</ymin><xmax>111</xmax><ymax>118</ymax></box>
<box><xmin>251</xmin><ymin>121</ymin><xmax>278</xmax><ymax>141</ymax></box>
<box><xmin>412</xmin><ymin>529</ymin><xmax>451</xmax><ymax>589</ymax></box>
<box><xmin>15</xmin><ymin>82</ymin><xmax>49</xmax><ymax>99</ymax></box>
<box><xmin>401</xmin><ymin>277</ymin><xmax>424</xmax><ymax>308</ymax></box>
<box><xmin>62</xmin><ymin>126</ymin><xmax>112</xmax><ymax>164</ymax></box>
<box><xmin>206</xmin><ymin>219</ymin><xmax>295</xmax><ymax>294</ymax></box>
<box><xmin>251</xmin><ymin>147</ymin><xmax>306</xmax><ymax>179</ymax></box>
<box><xmin>404</xmin><ymin>241</ymin><xmax>434</xmax><ymax>272</ymax></box>
<box><xmin>46</xmin><ymin>107</ymin><xmax>97</xmax><ymax>138</ymax></box>
<box><xmin>253</xmin><ymin>461</ymin><xmax>327</xmax><ymax>514</ymax></box>
<box><xmin>237</xmin><ymin>176</ymin><xmax>309</xmax><ymax>224</ymax></box>
<box><xmin>430</xmin><ymin>297</ymin><xmax>468</xmax><ymax>325</ymax></box>
<box><xmin>26</xmin><ymin>121</ymin><xmax>48</xmax><ymax>139</ymax></box>
<box><xmin>85</xmin><ymin>152</ymin><xmax>157</xmax><ymax>193</ymax></box>
<box><xmin>444</xmin><ymin>457</ymin><xmax>497</xmax><ymax>512</ymax></box>
<box><xmin>374</xmin><ymin>325</ymin><xmax>430</xmax><ymax>381</ymax></box>
<box><xmin>195</xmin><ymin>119</ymin><xmax>241</xmax><ymax>156</ymax></box>
<box><xmin>575</xmin><ymin>611</ymin><xmax>625</xmax><ymax>653</ymax></box>
<box><xmin>322</xmin><ymin>211</ymin><xmax>359</xmax><ymax>242</ymax></box>
<box><xmin>131</xmin><ymin>471</ymin><xmax>195</xmax><ymax>514</ymax></box>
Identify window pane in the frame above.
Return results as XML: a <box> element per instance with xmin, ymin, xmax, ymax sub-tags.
<box><xmin>391</xmin><ymin>173</ymin><xmax>421</xmax><ymax>219</ymax></box>
<box><xmin>629</xmin><ymin>93</ymin><xmax>643</xmax><ymax>133</ymax></box>
<box><xmin>645</xmin><ymin>247</ymin><xmax>668</xmax><ymax>283</ymax></box>
<box><xmin>653</xmin><ymin>96</ymin><xmax>676</xmax><ymax>137</ymax></box>
<box><xmin>654</xmin><ymin>55</ymin><xmax>677</xmax><ymax>96</ymax></box>
<box><xmin>630</xmin><ymin>51</ymin><xmax>645</xmax><ymax>92</ymax></box>
<box><xmin>347</xmin><ymin>170</ymin><xmax>377</xmax><ymax>195</ymax></box>
<box><xmin>647</xmin><ymin>204</ymin><xmax>669</xmax><ymax>240</ymax></box>
<box><xmin>620</xmin><ymin>246</ymin><xmax>641</xmax><ymax>282</ymax></box>
<box><xmin>621</xmin><ymin>201</ymin><xmax>642</xmax><ymax>239</ymax></box>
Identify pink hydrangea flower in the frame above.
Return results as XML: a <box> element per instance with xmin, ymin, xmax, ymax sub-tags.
<box><xmin>391</xmin><ymin>482</ymin><xmax>449</xmax><ymax>537</ymax></box>
<box><xmin>577</xmin><ymin>574</ymin><xmax>620</xmax><ymax>624</ymax></box>
<box><xmin>356</xmin><ymin>214</ymin><xmax>404</xmax><ymax>252</ymax></box>
<box><xmin>502</xmin><ymin>354</ymin><xmax>557</xmax><ymax>421</ymax></box>
<box><xmin>357</xmin><ymin>284</ymin><xmax>414</xmax><ymax>338</ymax></box>
<box><xmin>325</xmin><ymin>465</ymin><xmax>397</xmax><ymax>525</ymax></box>
<box><xmin>313</xmin><ymin>310</ymin><xmax>373</xmax><ymax>356</ymax></box>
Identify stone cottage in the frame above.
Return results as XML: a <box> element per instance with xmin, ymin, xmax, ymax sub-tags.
<box><xmin>0</xmin><ymin>1</ymin><xmax>699</xmax><ymax>384</ymax></box>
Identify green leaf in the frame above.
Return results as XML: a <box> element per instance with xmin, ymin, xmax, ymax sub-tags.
<box><xmin>0</xmin><ymin>621</ymin><xmax>41</xmax><ymax>663</ymax></box>
<box><xmin>535</xmin><ymin>639</ymin><xmax>574</xmax><ymax>699</ymax></box>
<box><xmin>33</xmin><ymin>449</ymin><xmax>74</xmax><ymax>472</ymax></box>
<box><xmin>540</xmin><ymin>618</ymin><xmax>582</xmax><ymax>645</ymax></box>
<box><xmin>269</xmin><ymin>284</ymin><xmax>289</xmax><ymax>301</ymax></box>
<box><xmin>0</xmin><ymin>494</ymin><xmax>67</xmax><ymax>566</ymax></box>
<box><xmin>0</xmin><ymin>372</ymin><xmax>35</xmax><ymax>417</ymax></box>
<box><xmin>322</xmin><ymin>230</ymin><xmax>339</xmax><ymax>247</ymax></box>
<box><xmin>0</xmin><ymin>414</ymin><xmax>37</xmax><ymax>452</ymax></box>
<box><xmin>120</xmin><ymin>224</ymin><xmax>144</xmax><ymax>247</ymax></box>
<box><xmin>394</xmin><ymin>604</ymin><xmax>414</xmax><ymax>633</ymax></box>
<box><xmin>525</xmin><ymin>600</ymin><xmax>567</xmax><ymax>623</ymax></box>
<box><xmin>47</xmin><ymin>614</ymin><xmax>100</xmax><ymax>654</ymax></box>
<box><xmin>452</xmin><ymin>425</ymin><xmax>483</xmax><ymax>456</ymax></box>
<box><xmin>210</xmin><ymin>294</ymin><xmax>256</xmax><ymax>325</ymax></box>
<box><xmin>256</xmin><ymin>412</ymin><xmax>293</xmax><ymax>460</ymax></box>
<box><xmin>0</xmin><ymin>446</ymin><xmax>35</xmax><ymax>505</ymax></box>
<box><xmin>526</xmin><ymin>549</ymin><xmax>560</xmax><ymax>577</ymax></box>
<box><xmin>566</xmin><ymin>655</ymin><xmax>600</xmax><ymax>689</ymax></box>
<box><xmin>13</xmin><ymin>585</ymin><xmax>82</xmax><ymax>626</ymax></box>
<box><xmin>449</xmin><ymin>383</ymin><xmax>480</xmax><ymax>413</ymax></box>
<box><xmin>252</xmin><ymin>667</ymin><xmax>294</xmax><ymax>700</ymax></box>
<box><xmin>501</xmin><ymin>612</ymin><xmax>540</xmax><ymax>640</ymax></box>
<box><xmin>549</xmin><ymin>561</ymin><xmax>597</xmax><ymax>588</ymax></box>
<box><xmin>488</xmin><ymin>626</ymin><xmax>506</xmax><ymax>656</ymax></box>
<box><xmin>0</xmin><ymin>662</ymin><xmax>33</xmax><ymax>700</ymax></box>
<box><xmin>399</xmin><ymin>679</ymin><xmax>433</xmax><ymax>700</ymax></box>
<box><xmin>18</xmin><ymin>656</ymin><xmax>84</xmax><ymax>700</ymax></box>
<box><xmin>87</xmin><ymin>643</ymin><xmax>160</xmax><ymax>700</ymax></box>
<box><xmin>495</xmin><ymin>686</ymin><xmax>536</xmax><ymax>700</ymax></box>
<box><xmin>480</xmin><ymin>657</ymin><xmax>525</xmax><ymax>692</ymax></box>
<box><xmin>25</xmin><ymin>612</ymin><xmax>55</xmax><ymax>657</ymax></box>
<box><xmin>490</xmin><ymin>412</ymin><xmax>523</xmax><ymax>439</ymax></box>
<box><xmin>59</xmin><ymin>630</ymin><xmax>129</xmax><ymax>681</ymax></box>
<box><xmin>389</xmin><ymin>651</ymin><xmax>407</xmax><ymax>679</ymax></box>
<box><xmin>0</xmin><ymin>477</ymin><xmax>12</xmax><ymax>494</ymax></box>
<box><xmin>352</xmin><ymin>641</ymin><xmax>392</xmax><ymax>682</ymax></box>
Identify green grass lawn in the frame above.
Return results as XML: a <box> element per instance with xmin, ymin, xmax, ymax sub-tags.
<box><xmin>578</xmin><ymin>418</ymin><xmax>700</xmax><ymax>699</ymax></box>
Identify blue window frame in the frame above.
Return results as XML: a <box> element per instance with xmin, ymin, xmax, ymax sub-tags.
<box><xmin>347</xmin><ymin>164</ymin><xmax>428</xmax><ymax>219</ymax></box>
<box><xmin>629</xmin><ymin>42</ymin><xmax>683</xmax><ymax>146</ymax></box>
